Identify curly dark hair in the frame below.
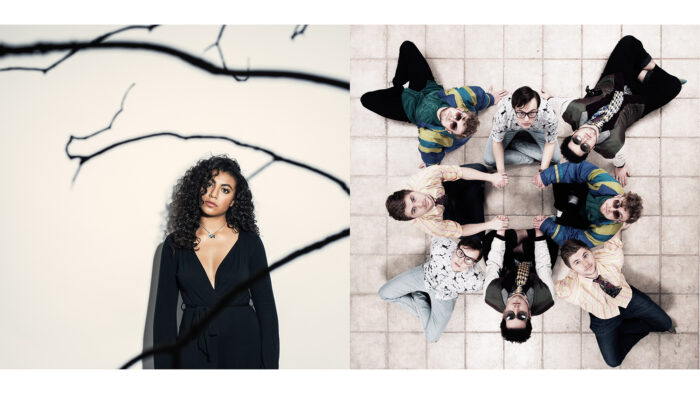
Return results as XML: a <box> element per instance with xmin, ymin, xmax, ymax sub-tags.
<box><xmin>166</xmin><ymin>155</ymin><xmax>259</xmax><ymax>249</ymax></box>
<box><xmin>500</xmin><ymin>317</ymin><xmax>532</xmax><ymax>343</ymax></box>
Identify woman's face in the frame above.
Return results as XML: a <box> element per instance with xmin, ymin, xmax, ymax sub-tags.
<box><xmin>200</xmin><ymin>171</ymin><xmax>237</xmax><ymax>217</ymax></box>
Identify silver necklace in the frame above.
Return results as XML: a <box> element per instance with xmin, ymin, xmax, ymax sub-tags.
<box><xmin>201</xmin><ymin>223</ymin><xmax>226</xmax><ymax>239</ymax></box>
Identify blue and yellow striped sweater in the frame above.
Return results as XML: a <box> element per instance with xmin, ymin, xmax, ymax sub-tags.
<box><xmin>539</xmin><ymin>161</ymin><xmax>624</xmax><ymax>247</ymax></box>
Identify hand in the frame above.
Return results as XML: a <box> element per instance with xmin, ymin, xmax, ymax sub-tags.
<box><xmin>491</xmin><ymin>215</ymin><xmax>510</xmax><ymax>234</ymax></box>
<box><xmin>488</xmin><ymin>86</ymin><xmax>508</xmax><ymax>106</ymax></box>
<box><xmin>418</xmin><ymin>162</ymin><xmax>427</xmax><ymax>169</ymax></box>
<box><xmin>490</xmin><ymin>172</ymin><xmax>509</xmax><ymax>188</ymax></box>
<box><xmin>532</xmin><ymin>215</ymin><xmax>547</xmax><ymax>232</ymax></box>
<box><xmin>540</xmin><ymin>89</ymin><xmax>552</xmax><ymax>101</ymax></box>
<box><xmin>621</xmin><ymin>222</ymin><xmax>632</xmax><ymax>231</ymax></box>
<box><xmin>531</xmin><ymin>172</ymin><xmax>545</xmax><ymax>189</ymax></box>
<box><xmin>614</xmin><ymin>164</ymin><xmax>630</xmax><ymax>187</ymax></box>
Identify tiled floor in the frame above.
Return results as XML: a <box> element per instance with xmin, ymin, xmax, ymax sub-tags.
<box><xmin>350</xmin><ymin>25</ymin><xmax>700</xmax><ymax>369</ymax></box>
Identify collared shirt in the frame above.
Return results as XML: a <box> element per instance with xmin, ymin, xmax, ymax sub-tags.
<box><xmin>490</xmin><ymin>95</ymin><xmax>558</xmax><ymax>144</ymax></box>
<box><xmin>406</xmin><ymin>165</ymin><xmax>464</xmax><ymax>238</ymax></box>
<box><xmin>554</xmin><ymin>237</ymin><xmax>632</xmax><ymax>319</ymax></box>
<box><xmin>423</xmin><ymin>237</ymin><xmax>485</xmax><ymax>300</ymax></box>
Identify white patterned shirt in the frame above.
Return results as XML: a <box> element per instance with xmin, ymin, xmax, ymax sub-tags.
<box><xmin>424</xmin><ymin>237</ymin><xmax>485</xmax><ymax>300</ymax></box>
<box><xmin>490</xmin><ymin>95</ymin><xmax>558</xmax><ymax>144</ymax></box>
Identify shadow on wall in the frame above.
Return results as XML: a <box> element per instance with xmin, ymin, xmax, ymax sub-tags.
<box><xmin>141</xmin><ymin>242</ymin><xmax>183</xmax><ymax>369</ymax></box>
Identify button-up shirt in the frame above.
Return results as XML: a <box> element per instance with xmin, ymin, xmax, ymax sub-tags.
<box><xmin>554</xmin><ymin>237</ymin><xmax>632</xmax><ymax>319</ymax></box>
<box><xmin>490</xmin><ymin>95</ymin><xmax>559</xmax><ymax>144</ymax></box>
<box><xmin>406</xmin><ymin>165</ymin><xmax>463</xmax><ymax>238</ymax></box>
<box><xmin>424</xmin><ymin>237</ymin><xmax>485</xmax><ymax>300</ymax></box>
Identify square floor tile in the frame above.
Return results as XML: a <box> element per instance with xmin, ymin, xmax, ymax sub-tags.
<box><xmin>661</xmin><ymin>99</ymin><xmax>700</xmax><ymax>137</ymax></box>
<box><xmin>388</xmin><ymin>332</ymin><xmax>426</xmax><ymax>368</ymax></box>
<box><xmin>465</xmin><ymin>293</ymin><xmax>500</xmax><ymax>332</ymax></box>
<box><xmin>543</xmin><ymin>60</ymin><xmax>582</xmax><ymax>98</ymax></box>
<box><xmin>351</xmin><ymin>333</ymin><xmax>387</xmax><ymax>369</ymax></box>
<box><xmin>475</xmin><ymin>103</ymin><xmax>499</xmax><ymax>138</ymax></box>
<box><xmin>351</xmin><ymin>176</ymin><xmax>387</xmax><ymax>216</ymax></box>
<box><xmin>661</xmin><ymin>294</ymin><xmax>699</xmax><ymax>333</ymax></box>
<box><xmin>350</xmin><ymin>59</ymin><xmax>387</xmax><ymax>97</ymax></box>
<box><xmin>387</xmin><ymin>213</ymin><xmax>427</xmax><ymax>254</ymax></box>
<box><xmin>387</xmin><ymin>119</ymin><xmax>417</xmax><ymax>138</ymax></box>
<box><xmin>350</xmin><ymin>215</ymin><xmax>386</xmax><ymax>254</ymax></box>
<box><xmin>544</xmin><ymin>299</ymin><xmax>582</xmax><ymax>332</ymax></box>
<box><xmin>465</xmin><ymin>25</ymin><xmax>503</xmax><ymax>59</ymax></box>
<box><xmin>626</xmin><ymin>109</ymin><xmax>660</xmax><ymax>137</ymax></box>
<box><xmin>582</xmin><ymin>25</ymin><xmax>621</xmax><ymax>59</ymax></box>
<box><xmin>351</xmin><ymin>98</ymin><xmax>386</xmax><ymax>137</ymax></box>
<box><xmin>662</xmin><ymin>60</ymin><xmax>699</xmax><ymax>99</ymax></box>
<box><xmin>441</xmin><ymin>145</ymin><xmax>466</xmax><ymax>166</ymax></box>
<box><xmin>464</xmin><ymin>136</ymin><xmax>488</xmax><ymax>164</ymax></box>
<box><xmin>351</xmin><ymin>254</ymin><xmax>386</xmax><ymax>294</ymax></box>
<box><xmin>504</xmin><ymin>333</ymin><xmax>542</xmax><ymax>368</ymax></box>
<box><xmin>485</xmin><ymin>183</ymin><xmax>504</xmax><ymax>215</ymax></box>
<box><xmin>625</xmin><ymin>137</ymin><xmax>660</xmax><ymax>176</ymax></box>
<box><xmin>622</xmin><ymin>25</ymin><xmax>661</xmax><ymax>57</ymax></box>
<box><xmin>387</xmin><ymin>254</ymin><xmax>425</xmax><ymax>279</ymax></box>
<box><xmin>661</xmin><ymin>256</ymin><xmax>700</xmax><ymax>294</ymax></box>
<box><xmin>504</xmin><ymin>25</ymin><xmax>542</xmax><ymax>59</ymax></box>
<box><xmin>466</xmin><ymin>332</ymin><xmax>504</xmax><ymax>369</ymax></box>
<box><xmin>351</xmin><ymin>137</ymin><xmax>385</xmax><ymax>176</ymax></box>
<box><xmin>504</xmin><ymin>59</ymin><xmax>542</xmax><ymax>91</ymax></box>
<box><xmin>662</xmin><ymin>216</ymin><xmax>699</xmax><ymax>255</ymax></box>
<box><xmin>465</xmin><ymin>59</ymin><xmax>504</xmax><ymax>94</ymax></box>
<box><xmin>387</xmin><ymin>25</ymin><xmax>426</xmax><ymax>59</ymax></box>
<box><xmin>582</xmin><ymin>333</ymin><xmax>613</xmax><ymax>368</ymax></box>
<box><xmin>387</xmin><ymin>137</ymin><xmax>421</xmax><ymax>176</ymax></box>
<box><xmin>659</xmin><ymin>333</ymin><xmax>699</xmax><ymax>369</ymax></box>
<box><xmin>351</xmin><ymin>294</ymin><xmax>387</xmax><ymax>331</ymax></box>
<box><xmin>544</xmin><ymin>25</ymin><xmax>581</xmax><ymax>59</ymax></box>
<box><xmin>661</xmin><ymin>138</ymin><xmax>700</xmax><ymax>176</ymax></box>
<box><xmin>426</xmin><ymin>25</ymin><xmax>464</xmax><ymax>58</ymax></box>
<box><xmin>445</xmin><ymin>296</ymin><xmax>466</xmax><ymax>333</ymax></box>
<box><xmin>620</xmin><ymin>333</ymin><xmax>659</xmax><ymax>369</ymax></box>
<box><xmin>661</xmin><ymin>177</ymin><xmax>700</xmax><ymax>216</ymax></box>
<box><xmin>622</xmin><ymin>215</ymin><xmax>660</xmax><ymax>255</ymax></box>
<box><xmin>625</xmin><ymin>176</ymin><xmax>659</xmax><ymax>215</ymax></box>
<box><xmin>428</xmin><ymin>58</ymin><xmax>464</xmax><ymax>91</ymax></box>
<box><xmin>388</xmin><ymin>302</ymin><xmax>423</xmax><ymax>332</ymax></box>
<box><xmin>581</xmin><ymin>59</ymin><xmax>607</xmax><ymax>95</ymax></box>
<box><xmin>662</xmin><ymin>25</ymin><xmax>700</xmax><ymax>58</ymax></box>
<box><xmin>621</xmin><ymin>255</ymin><xmax>660</xmax><ymax>294</ymax></box>
<box><xmin>427</xmin><ymin>333</ymin><xmax>465</xmax><ymax>368</ymax></box>
<box><xmin>504</xmin><ymin>177</ymin><xmax>544</xmax><ymax>215</ymax></box>
<box><xmin>543</xmin><ymin>333</ymin><xmax>581</xmax><ymax>368</ymax></box>
<box><xmin>350</xmin><ymin>25</ymin><xmax>386</xmax><ymax>59</ymax></box>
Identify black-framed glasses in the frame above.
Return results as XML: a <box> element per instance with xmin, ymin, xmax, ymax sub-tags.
<box><xmin>611</xmin><ymin>198</ymin><xmax>625</xmax><ymax>220</ymax></box>
<box><xmin>455</xmin><ymin>248</ymin><xmax>477</xmax><ymax>264</ymax></box>
<box><xmin>515</xmin><ymin>110</ymin><xmax>537</xmax><ymax>119</ymax></box>
<box><xmin>571</xmin><ymin>134</ymin><xmax>592</xmax><ymax>153</ymax></box>
<box><xmin>449</xmin><ymin>112</ymin><xmax>463</xmax><ymax>131</ymax></box>
<box><xmin>504</xmin><ymin>311</ymin><xmax>529</xmax><ymax>321</ymax></box>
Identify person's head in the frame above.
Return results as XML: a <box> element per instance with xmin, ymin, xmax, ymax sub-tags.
<box><xmin>451</xmin><ymin>237</ymin><xmax>483</xmax><ymax>272</ymax></box>
<box><xmin>511</xmin><ymin>86</ymin><xmax>541</xmax><ymax>129</ymax></box>
<box><xmin>438</xmin><ymin>107</ymin><xmax>479</xmax><ymax>139</ymax></box>
<box><xmin>560</xmin><ymin>239</ymin><xmax>597</xmax><ymax>277</ymax></box>
<box><xmin>167</xmin><ymin>155</ymin><xmax>258</xmax><ymax>248</ymax></box>
<box><xmin>600</xmin><ymin>193</ymin><xmax>643</xmax><ymax>223</ymax></box>
<box><xmin>562</xmin><ymin>124</ymin><xmax>600</xmax><ymax>161</ymax></box>
<box><xmin>386</xmin><ymin>190</ymin><xmax>435</xmax><ymax>221</ymax></box>
<box><xmin>500</xmin><ymin>294</ymin><xmax>532</xmax><ymax>343</ymax></box>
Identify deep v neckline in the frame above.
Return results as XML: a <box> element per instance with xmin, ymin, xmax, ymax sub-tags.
<box><xmin>193</xmin><ymin>234</ymin><xmax>240</xmax><ymax>291</ymax></box>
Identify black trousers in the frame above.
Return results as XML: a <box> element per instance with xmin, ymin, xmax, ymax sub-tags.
<box><xmin>551</xmin><ymin>183</ymin><xmax>591</xmax><ymax>230</ymax></box>
<box><xmin>360</xmin><ymin>40</ymin><xmax>435</xmax><ymax>122</ymax></box>
<box><xmin>442</xmin><ymin>163</ymin><xmax>486</xmax><ymax>240</ymax></box>
<box><xmin>601</xmin><ymin>35</ymin><xmax>682</xmax><ymax>116</ymax></box>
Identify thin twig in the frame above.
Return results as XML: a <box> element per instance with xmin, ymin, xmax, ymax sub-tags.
<box><xmin>291</xmin><ymin>25</ymin><xmax>308</xmax><ymax>40</ymax></box>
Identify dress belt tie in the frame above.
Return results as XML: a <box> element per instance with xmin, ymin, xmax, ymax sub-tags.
<box><xmin>181</xmin><ymin>303</ymin><xmax>248</xmax><ymax>362</ymax></box>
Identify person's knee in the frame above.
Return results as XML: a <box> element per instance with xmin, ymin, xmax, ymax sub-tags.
<box><xmin>377</xmin><ymin>284</ymin><xmax>391</xmax><ymax>301</ymax></box>
<box><xmin>360</xmin><ymin>92</ymin><xmax>375</xmax><ymax>110</ymax></box>
<box><xmin>619</xmin><ymin>35</ymin><xmax>642</xmax><ymax>48</ymax></box>
<box><xmin>484</xmin><ymin>152</ymin><xmax>495</xmax><ymax>166</ymax></box>
<box><xmin>425</xmin><ymin>329</ymin><xmax>442</xmax><ymax>343</ymax></box>
<box><xmin>399</xmin><ymin>40</ymin><xmax>418</xmax><ymax>53</ymax></box>
<box><xmin>603</xmin><ymin>355</ymin><xmax>622</xmax><ymax>368</ymax></box>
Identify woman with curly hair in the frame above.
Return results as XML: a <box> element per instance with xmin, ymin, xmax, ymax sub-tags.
<box><xmin>153</xmin><ymin>155</ymin><xmax>279</xmax><ymax>369</ymax></box>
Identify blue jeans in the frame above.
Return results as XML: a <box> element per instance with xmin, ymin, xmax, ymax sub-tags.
<box><xmin>378</xmin><ymin>265</ymin><xmax>456</xmax><ymax>343</ymax></box>
<box><xmin>589</xmin><ymin>287</ymin><xmax>672</xmax><ymax>367</ymax></box>
<box><xmin>484</xmin><ymin>129</ymin><xmax>561</xmax><ymax>166</ymax></box>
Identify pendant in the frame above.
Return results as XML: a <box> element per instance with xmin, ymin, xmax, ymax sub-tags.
<box><xmin>208</xmin><ymin>234</ymin><xmax>215</xmax><ymax>239</ymax></box>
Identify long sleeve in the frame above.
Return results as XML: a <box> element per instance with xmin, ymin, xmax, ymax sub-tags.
<box><xmin>533</xmin><ymin>238</ymin><xmax>554</xmax><ymax>293</ymax></box>
<box><xmin>540</xmin><ymin>161</ymin><xmax>599</xmax><ymax>186</ymax></box>
<box><xmin>153</xmin><ymin>237</ymin><xmax>179</xmax><ymax>369</ymax></box>
<box><xmin>248</xmin><ymin>235</ymin><xmax>280</xmax><ymax>369</ymax></box>
<box><xmin>439</xmin><ymin>85</ymin><xmax>494</xmax><ymax>112</ymax></box>
<box><xmin>482</xmin><ymin>236</ymin><xmax>506</xmax><ymax>300</ymax></box>
<box><xmin>540</xmin><ymin>216</ymin><xmax>621</xmax><ymax>247</ymax></box>
<box><xmin>418</xmin><ymin>140</ymin><xmax>446</xmax><ymax>166</ymax></box>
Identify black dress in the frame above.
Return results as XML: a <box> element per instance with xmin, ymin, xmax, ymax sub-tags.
<box><xmin>153</xmin><ymin>231</ymin><xmax>279</xmax><ymax>369</ymax></box>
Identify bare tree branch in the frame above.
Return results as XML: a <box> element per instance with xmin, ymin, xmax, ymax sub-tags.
<box><xmin>291</xmin><ymin>25</ymin><xmax>308</xmax><ymax>40</ymax></box>
<box><xmin>203</xmin><ymin>25</ymin><xmax>250</xmax><ymax>82</ymax></box>
<box><xmin>0</xmin><ymin>25</ymin><xmax>158</xmax><ymax>73</ymax></box>
<box><xmin>0</xmin><ymin>40</ymin><xmax>348</xmax><ymax>90</ymax></box>
<box><xmin>120</xmin><ymin>226</ymin><xmax>350</xmax><ymax>369</ymax></box>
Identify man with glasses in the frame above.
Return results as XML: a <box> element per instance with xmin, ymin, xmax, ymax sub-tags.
<box><xmin>532</xmin><ymin>160</ymin><xmax>643</xmax><ymax>247</ymax></box>
<box><xmin>482</xmin><ymin>216</ymin><xmax>559</xmax><ymax>343</ymax></box>
<box><xmin>361</xmin><ymin>40</ymin><xmax>508</xmax><ymax>167</ymax></box>
<box><xmin>379</xmin><ymin>236</ymin><xmax>485</xmax><ymax>342</ymax></box>
<box><xmin>484</xmin><ymin>86</ymin><xmax>561</xmax><ymax>184</ymax></box>
<box><xmin>546</xmin><ymin>35</ymin><xmax>684</xmax><ymax>187</ymax></box>
<box><xmin>557</xmin><ymin>231</ymin><xmax>674</xmax><ymax>367</ymax></box>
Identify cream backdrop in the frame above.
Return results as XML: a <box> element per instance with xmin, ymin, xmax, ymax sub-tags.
<box><xmin>0</xmin><ymin>25</ymin><xmax>349</xmax><ymax>368</ymax></box>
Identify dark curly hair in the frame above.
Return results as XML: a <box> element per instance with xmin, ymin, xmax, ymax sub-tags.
<box><xmin>500</xmin><ymin>317</ymin><xmax>532</xmax><ymax>343</ymax></box>
<box><xmin>166</xmin><ymin>155</ymin><xmax>259</xmax><ymax>249</ymax></box>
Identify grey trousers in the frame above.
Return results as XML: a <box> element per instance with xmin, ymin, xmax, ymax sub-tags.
<box><xmin>484</xmin><ymin>128</ymin><xmax>562</xmax><ymax>166</ymax></box>
<box><xmin>378</xmin><ymin>265</ymin><xmax>456</xmax><ymax>343</ymax></box>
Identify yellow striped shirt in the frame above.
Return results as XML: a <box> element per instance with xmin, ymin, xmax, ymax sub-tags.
<box><xmin>554</xmin><ymin>237</ymin><xmax>632</xmax><ymax>319</ymax></box>
<box><xmin>406</xmin><ymin>165</ymin><xmax>463</xmax><ymax>238</ymax></box>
